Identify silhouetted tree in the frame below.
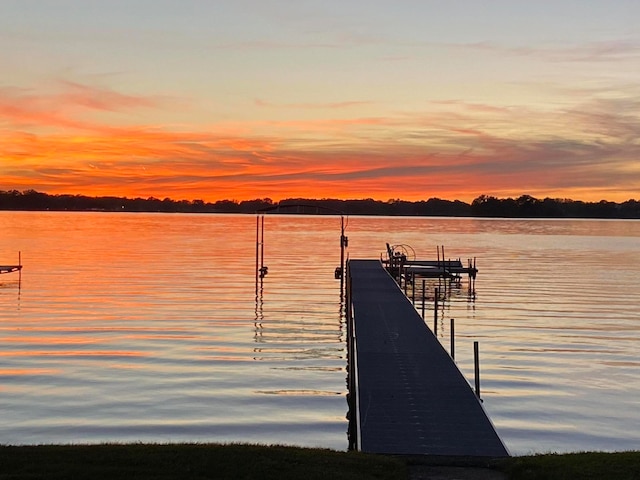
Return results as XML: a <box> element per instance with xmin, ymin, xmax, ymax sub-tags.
<box><xmin>0</xmin><ymin>190</ymin><xmax>637</xmax><ymax>218</ymax></box>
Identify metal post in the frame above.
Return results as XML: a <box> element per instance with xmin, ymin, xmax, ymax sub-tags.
<box><xmin>411</xmin><ymin>273</ymin><xmax>415</xmax><ymax>304</ymax></box>
<box><xmin>450</xmin><ymin>318</ymin><xmax>455</xmax><ymax>360</ymax></box>
<box><xmin>346</xmin><ymin>262</ymin><xmax>352</xmax><ymax>322</ymax></box>
<box><xmin>255</xmin><ymin>216</ymin><xmax>259</xmax><ymax>292</ymax></box>
<box><xmin>442</xmin><ymin>245</ymin><xmax>447</xmax><ymax>295</ymax></box>
<box><xmin>340</xmin><ymin>215</ymin><xmax>345</xmax><ymax>283</ymax></box>
<box><xmin>421</xmin><ymin>280</ymin><xmax>426</xmax><ymax>319</ymax></box>
<box><xmin>403</xmin><ymin>265</ymin><xmax>407</xmax><ymax>295</ymax></box>
<box><xmin>474</xmin><ymin>341</ymin><xmax>481</xmax><ymax>399</ymax></box>
<box><xmin>260</xmin><ymin>215</ymin><xmax>265</xmax><ymax>272</ymax></box>
<box><xmin>433</xmin><ymin>287</ymin><xmax>439</xmax><ymax>334</ymax></box>
<box><xmin>473</xmin><ymin>257</ymin><xmax>477</xmax><ymax>295</ymax></box>
<box><xmin>437</xmin><ymin>246</ymin><xmax>441</xmax><ymax>291</ymax></box>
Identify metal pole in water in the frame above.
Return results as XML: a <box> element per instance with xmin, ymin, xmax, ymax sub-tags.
<box><xmin>433</xmin><ymin>287</ymin><xmax>439</xmax><ymax>334</ymax></box>
<box><xmin>421</xmin><ymin>279</ymin><xmax>426</xmax><ymax>319</ymax></box>
<box><xmin>437</xmin><ymin>246</ymin><xmax>441</xmax><ymax>291</ymax></box>
<box><xmin>411</xmin><ymin>273</ymin><xmax>415</xmax><ymax>304</ymax></box>
<box><xmin>255</xmin><ymin>216</ymin><xmax>259</xmax><ymax>292</ymax></box>
<box><xmin>260</xmin><ymin>215</ymin><xmax>265</xmax><ymax>272</ymax></box>
<box><xmin>473</xmin><ymin>257</ymin><xmax>477</xmax><ymax>294</ymax></box>
<box><xmin>450</xmin><ymin>318</ymin><xmax>455</xmax><ymax>360</ymax></box>
<box><xmin>347</xmin><ymin>263</ymin><xmax>353</xmax><ymax>323</ymax></box>
<box><xmin>442</xmin><ymin>245</ymin><xmax>447</xmax><ymax>295</ymax></box>
<box><xmin>340</xmin><ymin>215</ymin><xmax>345</xmax><ymax>280</ymax></box>
<box><xmin>403</xmin><ymin>264</ymin><xmax>407</xmax><ymax>295</ymax></box>
<box><xmin>474</xmin><ymin>341</ymin><xmax>481</xmax><ymax>399</ymax></box>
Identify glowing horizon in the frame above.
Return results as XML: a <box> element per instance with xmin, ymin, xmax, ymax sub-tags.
<box><xmin>2</xmin><ymin>2</ymin><xmax>639</xmax><ymax>203</ymax></box>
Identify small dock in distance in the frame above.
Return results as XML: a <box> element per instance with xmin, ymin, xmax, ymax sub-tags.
<box><xmin>402</xmin><ymin>259</ymin><xmax>477</xmax><ymax>278</ymax></box>
<box><xmin>0</xmin><ymin>252</ymin><xmax>22</xmax><ymax>275</ymax></box>
<box><xmin>0</xmin><ymin>265</ymin><xmax>22</xmax><ymax>275</ymax></box>
<box><xmin>346</xmin><ymin>259</ymin><xmax>508</xmax><ymax>457</ymax></box>
<box><xmin>383</xmin><ymin>243</ymin><xmax>478</xmax><ymax>290</ymax></box>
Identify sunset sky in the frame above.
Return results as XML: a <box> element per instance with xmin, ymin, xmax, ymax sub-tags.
<box><xmin>2</xmin><ymin>1</ymin><xmax>639</xmax><ymax>202</ymax></box>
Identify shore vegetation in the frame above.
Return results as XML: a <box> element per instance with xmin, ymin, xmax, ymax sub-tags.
<box><xmin>1</xmin><ymin>444</ymin><xmax>639</xmax><ymax>479</ymax></box>
<box><xmin>1</xmin><ymin>189</ymin><xmax>639</xmax><ymax>218</ymax></box>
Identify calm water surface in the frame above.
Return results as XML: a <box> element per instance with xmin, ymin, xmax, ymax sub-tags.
<box><xmin>1</xmin><ymin>212</ymin><xmax>639</xmax><ymax>455</ymax></box>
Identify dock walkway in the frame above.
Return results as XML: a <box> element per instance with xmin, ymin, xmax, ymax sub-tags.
<box><xmin>346</xmin><ymin>259</ymin><xmax>508</xmax><ymax>457</ymax></box>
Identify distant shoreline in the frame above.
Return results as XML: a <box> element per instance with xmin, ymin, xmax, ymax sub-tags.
<box><xmin>1</xmin><ymin>190</ymin><xmax>639</xmax><ymax>218</ymax></box>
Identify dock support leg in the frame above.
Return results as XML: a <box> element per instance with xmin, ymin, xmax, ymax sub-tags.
<box><xmin>421</xmin><ymin>280</ymin><xmax>426</xmax><ymax>319</ymax></box>
<box><xmin>433</xmin><ymin>287</ymin><xmax>439</xmax><ymax>335</ymax></box>
<box><xmin>403</xmin><ymin>265</ymin><xmax>407</xmax><ymax>295</ymax></box>
<box><xmin>474</xmin><ymin>341</ymin><xmax>481</xmax><ymax>399</ymax></box>
<box><xmin>411</xmin><ymin>273</ymin><xmax>415</xmax><ymax>304</ymax></box>
<box><xmin>450</xmin><ymin>318</ymin><xmax>455</xmax><ymax>360</ymax></box>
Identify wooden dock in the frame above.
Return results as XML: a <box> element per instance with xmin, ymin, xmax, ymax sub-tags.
<box><xmin>346</xmin><ymin>259</ymin><xmax>508</xmax><ymax>457</ymax></box>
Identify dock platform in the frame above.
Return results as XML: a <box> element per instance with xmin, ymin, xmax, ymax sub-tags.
<box><xmin>346</xmin><ymin>259</ymin><xmax>508</xmax><ymax>457</ymax></box>
<box><xmin>0</xmin><ymin>265</ymin><xmax>22</xmax><ymax>275</ymax></box>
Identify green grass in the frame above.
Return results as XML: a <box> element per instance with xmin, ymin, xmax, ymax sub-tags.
<box><xmin>497</xmin><ymin>451</ymin><xmax>640</xmax><ymax>480</ymax></box>
<box><xmin>0</xmin><ymin>443</ymin><xmax>406</xmax><ymax>480</ymax></box>
<box><xmin>1</xmin><ymin>444</ymin><xmax>639</xmax><ymax>480</ymax></box>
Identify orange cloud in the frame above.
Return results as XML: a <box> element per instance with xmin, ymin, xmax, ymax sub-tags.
<box><xmin>0</xmin><ymin>82</ymin><xmax>163</xmax><ymax>133</ymax></box>
<box><xmin>2</xmin><ymin>82</ymin><xmax>639</xmax><ymax>203</ymax></box>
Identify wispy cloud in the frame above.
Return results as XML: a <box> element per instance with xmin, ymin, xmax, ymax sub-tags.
<box><xmin>254</xmin><ymin>98</ymin><xmax>374</xmax><ymax>110</ymax></box>
<box><xmin>0</xmin><ymin>81</ymin><xmax>165</xmax><ymax>133</ymax></box>
<box><xmin>2</xmin><ymin>81</ymin><xmax>639</xmax><ymax>202</ymax></box>
<box><xmin>451</xmin><ymin>39</ymin><xmax>640</xmax><ymax>63</ymax></box>
<box><xmin>56</xmin><ymin>81</ymin><xmax>159</xmax><ymax>111</ymax></box>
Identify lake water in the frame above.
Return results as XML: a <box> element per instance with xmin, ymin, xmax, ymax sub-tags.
<box><xmin>1</xmin><ymin>212</ymin><xmax>639</xmax><ymax>455</ymax></box>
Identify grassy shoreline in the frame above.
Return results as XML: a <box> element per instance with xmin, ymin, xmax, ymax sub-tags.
<box><xmin>1</xmin><ymin>444</ymin><xmax>638</xmax><ymax>479</ymax></box>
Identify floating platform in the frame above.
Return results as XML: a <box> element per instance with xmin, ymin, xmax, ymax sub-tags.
<box><xmin>404</xmin><ymin>259</ymin><xmax>477</xmax><ymax>277</ymax></box>
<box><xmin>384</xmin><ymin>259</ymin><xmax>478</xmax><ymax>280</ymax></box>
<box><xmin>346</xmin><ymin>259</ymin><xmax>508</xmax><ymax>457</ymax></box>
<box><xmin>382</xmin><ymin>243</ymin><xmax>478</xmax><ymax>288</ymax></box>
<box><xmin>0</xmin><ymin>265</ymin><xmax>22</xmax><ymax>275</ymax></box>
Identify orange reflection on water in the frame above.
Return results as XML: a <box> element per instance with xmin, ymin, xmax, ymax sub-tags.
<box><xmin>0</xmin><ymin>350</ymin><xmax>147</xmax><ymax>358</ymax></box>
<box><xmin>1</xmin><ymin>336</ymin><xmax>104</xmax><ymax>345</ymax></box>
<box><xmin>0</xmin><ymin>368</ymin><xmax>60</xmax><ymax>376</ymax></box>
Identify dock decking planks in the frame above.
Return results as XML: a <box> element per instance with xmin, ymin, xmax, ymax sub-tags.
<box><xmin>347</xmin><ymin>259</ymin><xmax>508</xmax><ymax>457</ymax></box>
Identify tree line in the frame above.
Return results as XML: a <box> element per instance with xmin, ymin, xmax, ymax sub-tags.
<box><xmin>1</xmin><ymin>189</ymin><xmax>639</xmax><ymax>218</ymax></box>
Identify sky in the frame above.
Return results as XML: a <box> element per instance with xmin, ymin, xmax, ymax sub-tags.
<box><xmin>1</xmin><ymin>0</ymin><xmax>639</xmax><ymax>203</ymax></box>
